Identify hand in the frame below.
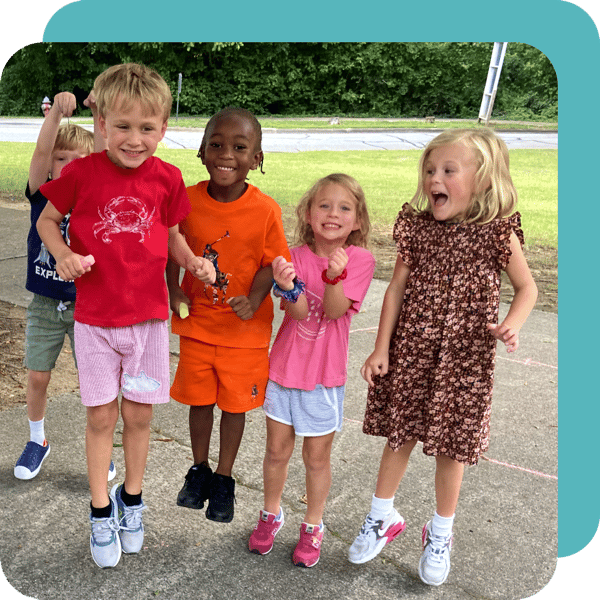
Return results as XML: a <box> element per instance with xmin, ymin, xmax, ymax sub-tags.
<box><xmin>83</xmin><ymin>91</ymin><xmax>98</xmax><ymax>115</ymax></box>
<box><xmin>272</xmin><ymin>255</ymin><xmax>296</xmax><ymax>291</ymax></box>
<box><xmin>56</xmin><ymin>251</ymin><xmax>91</xmax><ymax>282</ymax></box>
<box><xmin>487</xmin><ymin>322</ymin><xmax>520</xmax><ymax>353</ymax></box>
<box><xmin>228</xmin><ymin>296</ymin><xmax>255</xmax><ymax>320</ymax></box>
<box><xmin>325</xmin><ymin>247</ymin><xmax>349</xmax><ymax>280</ymax></box>
<box><xmin>53</xmin><ymin>92</ymin><xmax>76</xmax><ymax>118</ymax></box>
<box><xmin>360</xmin><ymin>350</ymin><xmax>390</xmax><ymax>386</ymax></box>
<box><xmin>169</xmin><ymin>286</ymin><xmax>191</xmax><ymax>316</ymax></box>
<box><xmin>188</xmin><ymin>256</ymin><xmax>216</xmax><ymax>284</ymax></box>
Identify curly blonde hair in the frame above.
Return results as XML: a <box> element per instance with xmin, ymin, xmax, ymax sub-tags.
<box><xmin>294</xmin><ymin>173</ymin><xmax>371</xmax><ymax>248</ymax></box>
<box><xmin>410</xmin><ymin>128</ymin><xmax>518</xmax><ymax>224</ymax></box>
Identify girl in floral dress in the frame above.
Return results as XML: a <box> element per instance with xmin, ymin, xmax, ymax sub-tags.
<box><xmin>348</xmin><ymin>129</ymin><xmax>538</xmax><ymax>586</ymax></box>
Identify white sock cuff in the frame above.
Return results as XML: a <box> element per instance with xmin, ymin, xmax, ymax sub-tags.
<box><xmin>432</xmin><ymin>511</ymin><xmax>455</xmax><ymax>536</ymax></box>
<box><xmin>29</xmin><ymin>418</ymin><xmax>45</xmax><ymax>445</ymax></box>
<box><xmin>370</xmin><ymin>494</ymin><xmax>394</xmax><ymax>520</ymax></box>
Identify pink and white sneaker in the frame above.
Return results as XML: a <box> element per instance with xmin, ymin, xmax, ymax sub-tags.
<box><xmin>292</xmin><ymin>522</ymin><xmax>324</xmax><ymax>568</ymax></box>
<box><xmin>248</xmin><ymin>509</ymin><xmax>284</xmax><ymax>555</ymax></box>
<box><xmin>348</xmin><ymin>509</ymin><xmax>406</xmax><ymax>564</ymax></box>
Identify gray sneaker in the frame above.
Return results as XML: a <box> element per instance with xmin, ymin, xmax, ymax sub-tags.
<box><xmin>89</xmin><ymin>499</ymin><xmax>121</xmax><ymax>568</ymax></box>
<box><xmin>111</xmin><ymin>483</ymin><xmax>147</xmax><ymax>554</ymax></box>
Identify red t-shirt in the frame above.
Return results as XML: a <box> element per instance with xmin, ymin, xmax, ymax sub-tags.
<box><xmin>40</xmin><ymin>151</ymin><xmax>190</xmax><ymax>327</ymax></box>
<box><xmin>171</xmin><ymin>181</ymin><xmax>290</xmax><ymax>349</ymax></box>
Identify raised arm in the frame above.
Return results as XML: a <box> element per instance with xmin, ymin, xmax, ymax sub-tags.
<box><xmin>28</xmin><ymin>92</ymin><xmax>76</xmax><ymax>194</ymax></box>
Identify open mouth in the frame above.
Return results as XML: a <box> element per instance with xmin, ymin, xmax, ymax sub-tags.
<box><xmin>432</xmin><ymin>192</ymin><xmax>448</xmax><ymax>207</ymax></box>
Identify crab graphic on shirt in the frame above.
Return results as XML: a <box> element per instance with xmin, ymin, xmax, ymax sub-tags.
<box><xmin>93</xmin><ymin>196</ymin><xmax>155</xmax><ymax>244</ymax></box>
<box><xmin>202</xmin><ymin>231</ymin><xmax>232</xmax><ymax>304</ymax></box>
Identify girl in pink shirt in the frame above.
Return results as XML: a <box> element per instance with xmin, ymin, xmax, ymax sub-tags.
<box><xmin>248</xmin><ymin>173</ymin><xmax>375</xmax><ymax>567</ymax></box>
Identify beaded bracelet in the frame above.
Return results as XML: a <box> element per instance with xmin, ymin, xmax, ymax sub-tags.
<box><xmin>272</xmin><ymin>277</ymin><xmax>306</xmax><ymax>303</ymax></box>
<box><xmin>321</xmin><ymin>268</ymin><xmax>347</xmax><ymax>285</ymax></box>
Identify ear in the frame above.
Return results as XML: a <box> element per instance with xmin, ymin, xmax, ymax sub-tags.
<box><xmin>98</xmin><ymin>115</ymin><xmax>108</xmax><ymax>139</ymax></box>
<box><xmin>199</xmin><ymin>146</ymin><xmax>206</xmax><ymax>165</ymax></box>
<box><xmin>250</xmin><ymin>150</ymin><xmax>264</xmax><ymax>171</ymax></box>
<box><xmin>352</xmin><ymin>217</ymin><xmax>361</xmax><ymax>232</ymax></box>
<box><xmin>159</xmin><ymin>120</ymin><xmax>168</xmax><ymax>140</ymax></box>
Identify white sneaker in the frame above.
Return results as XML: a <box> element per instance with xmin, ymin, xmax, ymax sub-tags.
<box><xmin>111</xmin><ymin>484</ymin><xmax>147</xmax><ymax>554</ymax></box>
<box><xmin>418</xmin><ymin>521</ymin><xmax>453</xmax><ymax>586</ymax></box>
<box><xmin>89</xmin><ymin>499</ymin><xmax>121</xmax><ymax>568</ymax></box>
<box><xmin>348</xmin><ymin>509</ymin><xmax>406</xmax><ymax>564</ymax></box>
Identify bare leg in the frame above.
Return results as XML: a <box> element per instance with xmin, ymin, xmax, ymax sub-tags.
<box><xmin>26</xmin><ymin>370</ymin><xmax>51</xmax><ymax>423</ymax></box>
<box><xmin>86</xmin><ymin>399</ymin><xmax>119</xmax><ymax>508</ymax></box>
<box><xmin>121</xmin><ymin>397</ymin><xmax>153</xmax><ymax>496</ymax></box>
<box><xmin>189</xmin><ymin>404</ymin><xmax>214</xmax><ymax>465</ymax></box>
<box><xmin>215</xmin><ymin>410</ymin><xmax>245</xmax><ymax>476</ymax></box>
<box><xmin>374</xmin><ymin>439</ymin><xmax>418</xmax><ymax>499</ymax></box>
<box><xmin>434</xmin><ymin>455</ymin><xmax>464</xmax><ymax>517</ymax></box>
<box><xmin>302</xmin><ymin>432</ymin><xmax>336</xmax><ymax>525</ymax></box>
<box><xmin>263</xmin><ymin>417</ymin><xmax>296</xmax><ymax>515</ymax></box>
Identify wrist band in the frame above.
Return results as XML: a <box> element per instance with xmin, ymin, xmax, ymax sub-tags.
<box><xmin>321</xmin><ymin>268</ymin><xmax>347</xmax><ymax>285</ymax></box>
<box><xmin>272</xmin><ymin>277</ymin><xmax>305</xmax><ymax>303</ymax></box>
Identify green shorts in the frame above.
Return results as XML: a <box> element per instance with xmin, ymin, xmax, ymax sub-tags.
<box><xmin>24</xmin><ymin>294</ymin><xmax>76</xmax><ymax>372</ymax></box>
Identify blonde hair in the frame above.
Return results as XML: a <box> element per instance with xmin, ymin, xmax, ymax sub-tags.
<box><xmin>410</xmin><ymin>128</ymin><xmax>518</xmax><ymax>224</ymax></box>
<box><xmin>54</xmin><ymin>123</ymin><xmax>94</xmax><ymax>155</ymax></box>
<box><xmin>295</xmin><ymin>173</ymin><xmax>371</xmax><ymax>248</ymax></box>
<box><xmin>92</xmin><ymin>62</ymin><xmax>172</xmax><ymax>121</ymax></box>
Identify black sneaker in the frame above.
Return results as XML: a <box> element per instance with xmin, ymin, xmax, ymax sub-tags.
<box><xmin>177</xmin><ymin>463</ymin><xmax>213</xmax><ymax>509</ymax></box>
<box><xmin>206</xmin><ymin>473</ymin><xmax>235</xmax><ymax>523</ymax></box>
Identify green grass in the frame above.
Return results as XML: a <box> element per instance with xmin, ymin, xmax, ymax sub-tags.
<box><xmin>0</xmin><ymin>142</ymin><xmax>557</xmax><ymax>247</ymax></box>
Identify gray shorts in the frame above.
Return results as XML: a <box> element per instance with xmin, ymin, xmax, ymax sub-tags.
<box><xmin>264</xmin><ymin>380</ymin><xmax>345</xmax><ymax>437</ymax></box>
<box><xmin>24</xmin><ymin>294</ymin><xmax>76</xmax><ymax>371</ymax></box>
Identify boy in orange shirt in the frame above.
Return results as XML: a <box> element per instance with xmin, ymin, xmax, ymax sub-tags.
<box><xmin>168</xmin><ymin>107</ymin><xmax>291</xmax><ymax>523</ymax></box>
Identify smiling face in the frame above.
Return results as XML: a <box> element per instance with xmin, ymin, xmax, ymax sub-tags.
<box><xmin>99</xmin><ymin>97</ymin><xmax>167</xmax><ymax>169</ymax></box>
<box><xmin>201</xmin><ymin>113</ymin><xmax>263</xmax><ymax>202</ymax></box>
<box><xmin>306</xmin><ymin>183</ymin><xmax>361</xmax><ymax>254</ymax></box>
<box><xmin>423</xmin><ymin>142</ymin><xmax>480</xmax><ymax>223</ymax></box>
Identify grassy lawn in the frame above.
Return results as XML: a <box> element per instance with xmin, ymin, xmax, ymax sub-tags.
<box><xmin>0</xmin><ymin>142</ymin><xmax>557</xmax><ymax>247</ymax></box>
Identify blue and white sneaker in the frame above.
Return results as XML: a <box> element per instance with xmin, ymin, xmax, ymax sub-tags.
<box><xmin>418</xmin><ymin>521</ymin><xmax>453</xmax><ymax>586</ymax></box>
<box><xmin>89</xmin><ymin>499</ymin><xmax>121</xmax><ymax>568</ymax></box>
<box><xmin>111</xmin><ymin>483</ymin><xmax>147</xmax><ymax>554</ymax></box>
<box><xmin>14</xmin><ymin>440</ymin><xmax>50</xmax><ymax>480</ymax></box>
<box><xmin>108</xmin><ymin>461</ymin><xmax>116</xmax><ymax>481</ymax></box>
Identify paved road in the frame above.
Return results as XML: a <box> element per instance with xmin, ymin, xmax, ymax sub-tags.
<box><xmin>0</xmin><ymin>118</ymin><xmax>558</xmax><ymax>152</ymax></box>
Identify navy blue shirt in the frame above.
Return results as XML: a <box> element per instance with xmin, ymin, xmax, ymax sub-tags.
<box><xmin>25</xmin><ymin>182</ymin><xmax>76</xmax><ymax>301</ymax></box>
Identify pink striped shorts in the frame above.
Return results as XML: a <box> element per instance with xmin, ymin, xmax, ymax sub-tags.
<box><xmin>74</xmin><ymin>320</ymin><xmax>170</xmax><ymax>407</ymax></box>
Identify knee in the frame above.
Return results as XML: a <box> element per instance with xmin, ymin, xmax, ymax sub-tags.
<box><xmin>265</xmin><ymin>440</ymin><xmax>294</xmax><ymax>466</ymax></box>
<box><xmin>87</xmin><ymin>402</ymin><xmax>119</xmax><ymax>434</ymax></box>
<box><xmin>28</xmin><ymin>370</ymin><xmax>51</xmax><ymax>391</ymax></box>
<box><xmin>122</xmin><ymin>399</ymin><xmax>153</xmax><ymax>430</ymax></box>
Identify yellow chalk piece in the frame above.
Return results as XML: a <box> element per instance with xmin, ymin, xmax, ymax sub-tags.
<box><xmin>179</xmin><ymin>304</ymin><xmax>189</xmax><ymax>319</ymax></box>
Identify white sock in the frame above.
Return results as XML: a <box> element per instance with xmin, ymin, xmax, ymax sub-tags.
<box><xmin>29</xmin><ymin>418</ymin><xmax>45</xmax><ymax>446</ymax></box>
<box><xmin>431</xmin><ymin>511</ymin><xmax>454</xmax><ymax>538</ymax></box>
<box><xmin>370</xmin><ymin>494</ymin><xmax>394</xmax><ymax>520</ymax></box>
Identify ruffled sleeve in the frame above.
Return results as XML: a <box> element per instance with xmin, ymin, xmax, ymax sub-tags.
<box><xmin>392</xmin><ymin>203</ymin><xmax>416</xmax><ymax>267</ymax></box>
<box><xmin>497</xmin><ymin>211</ymin><xmax>525</xmax><ymax>270</ymax></box>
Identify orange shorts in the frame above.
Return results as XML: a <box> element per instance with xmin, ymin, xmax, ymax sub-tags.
<box><xmin>170</xmin><ymin>337</ymin><xmax>269</xmax><ymax>414</ymax></box>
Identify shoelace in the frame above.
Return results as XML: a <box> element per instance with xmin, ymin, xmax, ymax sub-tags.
<box><xmin>359</xmin><ymin>515</ymin><xmax>382</xmax><ymax>538</ymax></box>
<box><xmin>119</xmin><ymin>503</ymin><xmax>147</xmax><ymax>532</ymax></box>
<box><xmin>91</xmin><ymin>516</ymin><xmax>120</xmax><ymax>544</ymax></box>
<box><xmin>424</xmin><ymin>532</ymin><xmax>451</xmax><ymax>564</ymax></box>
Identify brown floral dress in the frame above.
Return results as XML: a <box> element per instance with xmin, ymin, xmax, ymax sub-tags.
<box><xmin>362</xmin><ymin>204</ymin><xmax>524</xmax><ymax>465</ymax></box>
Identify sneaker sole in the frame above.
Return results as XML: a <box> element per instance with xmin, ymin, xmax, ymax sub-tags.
<box><xmin>14</xmin><ymin>445</ymin><xmax>51</xmax><ymax>480</ymax></box>
<box><xmin>348</xmin><ymin>519</ymin><xmax>406</xmax><ymax>564</ymax></box>
<box><xmin>90</xmin><ymin>534</ymin><xmax>122</xmax><ymax>569</ymax></box>
<box><xmin>418</xmin><ymin>557</ymin><xmax>449</xmax><ymax>586</ymax></box>
<box><xmin>206</xmin><ymin>508</ymin><xmax>233</xmax><ymax>523</ymax></box>
<box><xmin>177</xmin><ymin>495</ymin><xmax>206</xmax><ymax>509</ymax></box>
<box><xmin>293</xmin><ymin>555</ymin><xmax>320</xmax><ymax>568</ymax></box>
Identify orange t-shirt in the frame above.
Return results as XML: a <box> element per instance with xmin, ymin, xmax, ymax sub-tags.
<box><xmin>171</xmin><ymin>181</ymin><xmax>290</xmax><ymax>349</ymax></box>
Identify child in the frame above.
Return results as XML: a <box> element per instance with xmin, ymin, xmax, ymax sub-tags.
<box><xmin>13</xmin><ymin>91</ymin><xmax>112</xmax><ymax>480</ymax></box>
<box><xmin>248</xmin><ymin>173</ymin><xmax>375</xmax><ymax>568</ymax></box>
<box><xmin>347</xmin><ymin>129</ymin><xmax>538</xmax><ymax>586</ymax></box>
<box><xmin>168</xmin><ymin>107</ymin><xmax>290</xmax><ymax>524</ymax></box>
<box><xmin>36</xmin><ymin>63</ymin><xmax>215</xmax><ymax>569</ymax></box>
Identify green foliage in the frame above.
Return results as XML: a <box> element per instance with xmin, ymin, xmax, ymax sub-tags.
<box><xmin>0</xmin><ymin>43</ymin><xmax>557</xmax><ymax>120</ymax></box>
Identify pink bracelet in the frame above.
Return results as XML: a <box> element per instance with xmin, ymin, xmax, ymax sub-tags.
<box><xmin>321</xmin><ymin>268</ymin><xmax>347</xmax><ymax>285</ymax></box>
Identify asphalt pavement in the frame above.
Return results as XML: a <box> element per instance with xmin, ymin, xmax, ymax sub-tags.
<box><xmin>0</xmin><ymin>122</ymin><xmax>558</xmax><ymax>599</ymax></box>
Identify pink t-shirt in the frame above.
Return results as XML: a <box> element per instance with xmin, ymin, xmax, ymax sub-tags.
<box><xmin>268</xmin><ymin>244</ymin><xmax>375</xmax><ymax>391</ymax></box>
<box><xmin>40</xmin><ymin>151</ymin><xmax>190</xmax><ymax>327</ymax></box>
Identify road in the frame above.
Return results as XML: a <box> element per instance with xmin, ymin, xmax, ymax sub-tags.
<box><xmin>0</xmin><ymin>118</ymin><xmax>558</xmax><ymax>152</ymax></box>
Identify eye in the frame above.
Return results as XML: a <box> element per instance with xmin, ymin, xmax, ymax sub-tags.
<box><xmin>234</xmin><ymin>144</ymin><xmax>247</xmax><ymax>151</ymax></box>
